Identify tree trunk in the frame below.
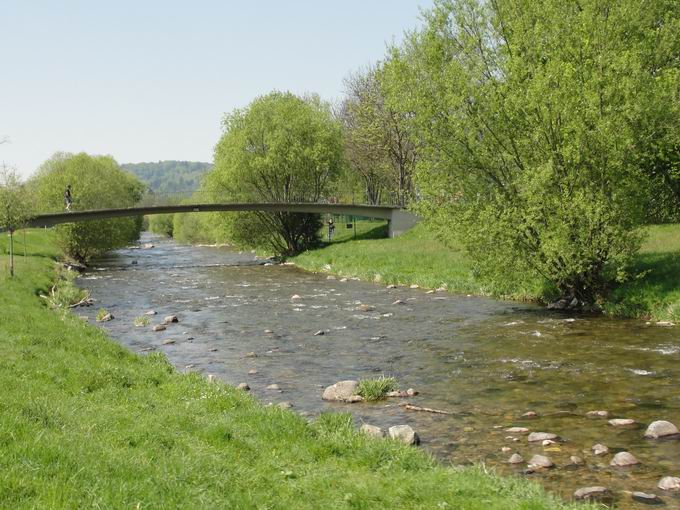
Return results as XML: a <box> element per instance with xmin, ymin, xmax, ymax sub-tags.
<box><xmin>9</xmin><ymin>229</ymin><xmax>14</xmax><ymax>278</ymax></box>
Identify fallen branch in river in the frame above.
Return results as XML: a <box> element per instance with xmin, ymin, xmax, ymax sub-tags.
<box><xmin>399</xmin><ymin>403</ymin><xmax>452</xmax><ymax>415</ymax></box>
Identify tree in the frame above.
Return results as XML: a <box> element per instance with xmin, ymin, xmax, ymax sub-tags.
<box><xmin>204</xmin><ymin>92</ymin><xmax>344</xmax><ymax>255</ymax></box>
<box><xmin>385</xmin><ymin>0</ymin><xmax>680</xmax><ymax>304</ymax></box>
<box><xmin>0</xmin><ymin>165</ymin><xmax>33</xmax><ymax>277</ymax></box>
<box><xmin>341</xmin><ymin>64</ymin><xmax>418</xmax><ymax>206</ymax></box>
<box><xmin>31</xmin><ymin>153</ymin><xmax>146</xmax><ymax>262</ymax></box>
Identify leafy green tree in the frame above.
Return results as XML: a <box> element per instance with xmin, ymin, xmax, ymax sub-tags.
<box><xmin>204</xmin><ymin>92</ymin><xmax>344</xmax><ymax>255</ymax></box>
<box><xmin>32</xmin><ymin>153</ymin><xmax>146</xmax><ymax>262</ymax></box>
<box><xmin>341</xmin><ymin>64</ymin><xmax>418</xmax><ymax>206</ymax></box>
<box><xmin>0</xmin><ymin>165</ymin><xmax>33</xmax><ymax>277</ymax></box>
<box><xmin>385</xmin><ymin>0</ymin><xmax>680</xmax><ymax>304</ymax></box>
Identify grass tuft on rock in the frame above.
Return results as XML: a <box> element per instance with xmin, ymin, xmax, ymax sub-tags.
<box><xmin>357</xmin><ymin>376</ymin><xmax>398</xmax><ymax>401</ymax></box>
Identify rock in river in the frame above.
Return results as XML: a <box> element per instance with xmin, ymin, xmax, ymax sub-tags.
<box><xmin>163</xmin><ymin>315</ymin><xmax>179</xmax><ymax>324</ymax></box>
<box><xmin>506</xmin><ymin>427</ymin><xmax>530</xmax><ymax>434</ymax></box>
<box><xmin>388</xmin><ymin>425</ymin><xmax>419</xmax><ymax>445</ymax></box>
<box><xmin>528</xmin><ymin>432</ymin><xmax>557</xmax><ymax>442</ymax></box>
<box><xmin>574</xmin><ymin>487</ymin><xmax>609</xmax><ymax>501</ymax></box>
<box><xmin>360</xmin><ymin>424</ymin><xmax>384</xmax><ymax>438</ymax></box>
<box><xmin>266</xmin><ymin>384</ymin><xmax>281</xmax><ymax>391</ymax></box>
<box><xmin>161</xmin><ymin>338</ymin><xmax>176</xmax><ymax>345</ymax></box>
<box><xmin>609</xmin><ymin>418</ymin><xmax>636</xmax><ymax>427</ymax></box>
<box><xmin>592</xmin><ymin>443</ymin><xmax>609</xmax><ymax>455</ymax></box>
<box><xmin>644</xmin><ymin>420</ymin><xmax>680</xmax><ymax>439</ymax></box>
<box><xmin>237</xmin><ymin>383</ymin><xmax>250</xmax><ymax>391</ymax></box>
<box><xmin>658</xmin><ymin>476</ymin><xmax>680</xmax><ymax>491</ymax></box>
<box><xmin>610</xmin><ymin>451</ymin><xmax>639</xmax><ymax>467</ymax></box>
<box><xmin>528</xmin><ymin>454</ymin><xmax>554</xmax><ymax>469</ymax></box>
<box><xmin>322</xmin><ymin>380</ymin><xmax>360</xmax><ymax>402</ymax></box>
<box><xmin>508</xmin><ymin>453</ymin><xmax>524</xmax><ymax>464</ymax></box>
<box><xmin>632</xmin><ymin>492</ymin><xmax>662</xmax><ymax>504</ymax></box>
<box><xmin>586</xmin><ymin>410</ymin><xmax>609</xmax><ymax>418</ymax></box>
<box><xmin>152</xmin><ymin>324</ymin><xmax>166</xmax><ymax>332</ymax></box>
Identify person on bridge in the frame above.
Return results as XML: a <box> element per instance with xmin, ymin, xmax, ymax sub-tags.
<box><xmin>64</xmin><ymin>185</ymin><xmax>73</xmax><ymax>212</ymax></box>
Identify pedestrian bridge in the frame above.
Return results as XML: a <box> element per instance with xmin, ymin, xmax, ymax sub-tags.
<box><xmin>27</xmin><ymin>202</ymin><xmax>419</xmax><ymax>238</ymax></box>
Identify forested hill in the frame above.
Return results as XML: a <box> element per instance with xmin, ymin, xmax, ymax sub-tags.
<box><xmin>121</xmin><ymin>161</ymin><xmax>212</xmax><ymax>194</ymax></box>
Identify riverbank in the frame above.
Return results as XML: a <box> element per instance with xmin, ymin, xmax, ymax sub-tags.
<box><xmin>293</xmin><ymin>222</ymin><xmax>680</xmax><ymax>321</ymax></box>
<box><xmin>0</xmin><ymin>229</ymin><xmax>589</xmax><ymax>509</ymax></box>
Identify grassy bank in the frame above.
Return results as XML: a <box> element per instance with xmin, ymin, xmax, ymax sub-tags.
<box><xmin>294</xmin><ymin>221</ymin><xmax>680</xmax><ymax>321</ymax></box>
<box><xmin>0</xmin><ymin>229</ymin><xmax>589</xmax><ymax>508</ymax></box>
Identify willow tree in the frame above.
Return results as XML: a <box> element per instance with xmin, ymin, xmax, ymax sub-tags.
<box><xmin>385</xmin><ymin>0</ymin><xmax>680</xmax><ymax>304</ymax></box>
<box><xmin>205</xmin><ymin>92</ymin><xmax>344</xmax><ymax>255</ymax></box>
<box><xmin>0</xmin><ymin>165</ymin><xmax>33</xmax><ymax>277</ymax></box>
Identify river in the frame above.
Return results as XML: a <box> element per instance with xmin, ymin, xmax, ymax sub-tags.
<box><xmin>78</xmin><ymin>233</ymin><xmax>680</xmax><ymax>508</ymax></box>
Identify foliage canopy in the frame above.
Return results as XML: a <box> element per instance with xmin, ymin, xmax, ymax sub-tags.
<box><xmin>32</xmin><ymin>153</ymin><xmax>146</xmax><ymax>262</ymax></box>
<box><xmin>384</xmin><ymin>0</ymin><xmax>680</xmax><ymax>303</ymax></box>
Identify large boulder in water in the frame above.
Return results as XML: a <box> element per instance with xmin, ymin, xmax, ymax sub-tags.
<box><xmin>644</xmin><ymin>420</ymin><xmax>680</xmax><ymax>439</ymax></box>
<box><xmin>388</xmin><ymin>425</ymin><xmax>419</xmax><ymax>445</ymax></box>
<box><xmin>322</xmin><ymin>380</ymin><xmax>360</xmax><ymax>402</ymax></box>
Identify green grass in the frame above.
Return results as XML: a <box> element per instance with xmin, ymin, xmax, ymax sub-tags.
<box><xmin>0</xmin><ymin>228</ymin><xmax>591</xmax><ymax>509</ymax></box>
<box><xmin>357</xmin><ymin>376</ymin><xmax>398</xmax><ymax>401</ymax></box>
<box><xmin>296</xmin><ymin>221</ymin><xmax>680</xmax><ymax>320</ymax></box>
<box><xmin>295</xmin><ymin>222</ymin><xmax>543</xmax><ymax>300</ymax></box>
<box><xmin>605</xmin><ymin>224</ymin><xmax>680</xmax><ymax>320</ymax></box>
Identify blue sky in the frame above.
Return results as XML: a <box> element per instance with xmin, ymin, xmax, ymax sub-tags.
<box><xmin>1</xmin><ymin>1</ymin><xmax>428</xmax><ymax>178</ymax></box>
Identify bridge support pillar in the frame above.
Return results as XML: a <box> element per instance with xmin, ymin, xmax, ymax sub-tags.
<box><xmin>388</xmin><ymin>210</ymin><xmax>419</xmax><ymax>238</ymax></box>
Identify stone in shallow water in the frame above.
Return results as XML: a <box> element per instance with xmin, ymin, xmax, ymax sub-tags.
<box><xmin>586</xmin><ymin>410</ymin><xmax>609</xmax><ymax>418</ymax></box>
<box><xmin>277</xmin><ymin>401</ymin><xmax>293</xmax><ymax>409</ymax></box>
<box><xmin>610</xmin><ymin>451</ymin><xmax>639</xmax><ymax>467</ymax></box>
<box><xmin>163</xmin><ymin>315</ymin><xmax>179</xmax><ymax>324</ymax></box>
<box><xmin>527</xmin><ymin>432</ymin><xmax>557</xmax><ymax>442</ymax></box>
<box><xmin>313</xmin><ymin>330</ymin><xmax>326</xmax><ymax>336</ymax></box>
<box><xmin>609</xmin><ymin>418</ymin><xmax>636</xmax><ymax>427</ymax></box>
<box><xmin>644</xmin><ymin>420</ymin><xmax>680</xmax><ymax>439</ymax></box>
<box><xmin>266</xmin><ymin>384</ymin><xmax>281</xmax><ymax>391</ymax></box>
<box><xmin>322</xmin><ymin>380</ymin><xmax>360</xmax><ymax>402</ymax></box>
<box><xmin>388</xmin><ymin>425</ymin><xmax>419</xmax><ymax>445</ymax></box>
<box><xmin>237</xmin><ymin>383</ymin><xmax>250</xmax><ymax>391</ymax></box>
<box><xmin>161</xmin><ymin>338</ymin><xmax>175</xmax><ymax>345</ymax></box>
<box><xmin>356</xmin><ymin>304</ymin><xmax>375</xmax><ymax>312</ymax></box>
<box><xmin>570</xmin><ymin>456</ymin><xmax>584</xmax><ymax>465</ymax></box>
<box><xmin>632</xmin><ymin>492</ymin><xmax>662</xmax><ymax>504</ymax></box>
<box><xmin>592</xmin><ymin>443</ymin><xmax>609</xmax><ymax>455</ymax></box>
<box><xmin>521</xmin><ymin>411</ymin><xmax>538</xmax><ymax>418</ymax></box>
<box><xmin>508</xmin><ymin>453</ymin><xmax>524</xmax><ymax>464</ymax></box>
<box><xmin>505</xmin><ymin>427</ymin><xmax>529</xmax><ymax>434</ymax></box>
<box><xmin>152</xmin><ymin>324</ymin><xmax>166</xmax><ymax>332</ymax></box>
<box><xmin>528</xmin><ymin>454</ymin><xmax>553</xmax><ymax>469</ymax></box>
<box><xmin>573</xmin><ymin>486</ymin><xmax>609</xmax><ymax>501</ymax></box>
<box><xmin>658</xmin><ymin>476</ymin><xmax>680</xmax><ymax>491</ymax></box>
<box><xmin>360</xmin><ymin>424</ymin><xmax>384</xmax><ymax>438</ymax></box>
<box><xmin>248</xmin><ymin>369</ymin><xmax>258</xmax><ymax>375</ymax></box>
<box><xmin>144</xmin><ymin>310</ymin><xmax>156</xmax><ymax>315</ymax></box>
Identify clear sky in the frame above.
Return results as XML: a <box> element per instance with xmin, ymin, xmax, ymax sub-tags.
<box><xmin>1</xmin><ymin>1</ymin><xmax>428</xmax><ymax>178</ymax></box>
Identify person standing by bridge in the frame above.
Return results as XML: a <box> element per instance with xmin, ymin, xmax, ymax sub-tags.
<box><xmin>328</xmin><ymin>217</ymin><xmax>335</xmax><ymax>242</ymax></box>
<box><xmin>64</xmin><ymin>185</ymin><xmax>73</xmax><ymax>212</ymax></box>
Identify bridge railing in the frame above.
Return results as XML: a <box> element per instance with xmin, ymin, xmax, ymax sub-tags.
<box><xmin>34</xmin><ymin>189</ymin><xmax>407</xmax><ymax>215</ymax></box>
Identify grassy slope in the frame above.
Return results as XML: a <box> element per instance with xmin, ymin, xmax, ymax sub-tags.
<box><xmin>0</xmin><ymin>230</ymin><xmax>590</xmax><ymax>509</ymax></box>
<box><xmin>294</xmin><ymin>221</ymin><xmax>680</xmax><ymax>320</ymax></box>
<box><xmin>295</xmin><ymin>222</ymin><xmax>544</xmax><ymax>300</ymax></box>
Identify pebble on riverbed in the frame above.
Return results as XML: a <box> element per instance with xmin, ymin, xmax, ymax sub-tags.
<box><xmin>508</xmin><ymin>453</ymin><xmax>524</xmax><ymax>464</ymax></box>
<box><xmin>610</xmin><ymin>451</ymin><xmax>639</xmax><ymax>467</ymax></box>
<box><xmin>608</xmin><ymin>418</ymin><xmax>636</xmax><ymax>427</ymax></box>
<box><xmin>573</xmin><ymin>486</ymin><xmax>609</xmax><ymax>501</ymax></box>
<box><xmin>521</xmin><ymin>411</ymin><xmax>538</xmax><ymax>418</ymax></box>
<box><xmin>658</xmin><ymin>476</ymin><xmax>680</xmax><ymax>491</ymax></box>
<box><xmin>632</xmin><ymin>491</ymin><xmax>662</xmax><ymax>504</ymax></box>
<box><xmin>528</xmin><ymin>454</ymin><xmax>554</xmax><ymax>469</ymax></box>
<box><xmin>586</xmin><ymin>410</ymin><xmax>609</xmax><ymax>418</ymax></box>
<box><xmin>152</xmin><ymin>324</ymin><xmax>166</xmax><ymax>332</ymax></box>
<box><xmin>161</xmin><ymin>338</ymin><xmax>175</xmax><ymax>345</ymax></box>
<box><xmin>163</xmin><ymin>315</ymin><xmax>179</xmax><ymax>324</ymax></box>
<box><xmin>591</xmin><ymin>443</ymin><xmax>609</xmax><ymax>455</ymax></box>
<box><xmin>527</xmin><ymin>432</ymin><xmax>557</xmax><ymax>442</ymax></box>
<box><xmin>570</xmin><ymin>456</ymin><xmax>584</xmax><ymax>465</ymax></box>
<box><xmin>505</xmin><ymin>427</ymin><xmax>530</xmax><ymax>434</ymax></box>
<box><xmin>266</xmin><ymin>384</ymin><xmax>281</xmax><ymax>391</ymax></box>
<box><xmin>237</xmin><ymin>383</ymin><xmax>250</xmax><ymax>391</ymax></box>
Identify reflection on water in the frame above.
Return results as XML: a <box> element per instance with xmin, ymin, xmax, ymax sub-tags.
<box><xmin>80</xmin><ymin>233</ymin><xmax>680</xmax><ymax>508</ymax></box>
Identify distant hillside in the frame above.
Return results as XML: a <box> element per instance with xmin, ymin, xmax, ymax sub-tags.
<box><xmin>121</xmin><ymin>161</ymin><xmax>212</xmax><ymax>194</ymax></box>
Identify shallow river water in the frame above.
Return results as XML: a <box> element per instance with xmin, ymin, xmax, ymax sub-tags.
<box><xmin>79</xmin><ymin>233</ymin><xmax>680</xmax><ymax>508</ymax></box>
